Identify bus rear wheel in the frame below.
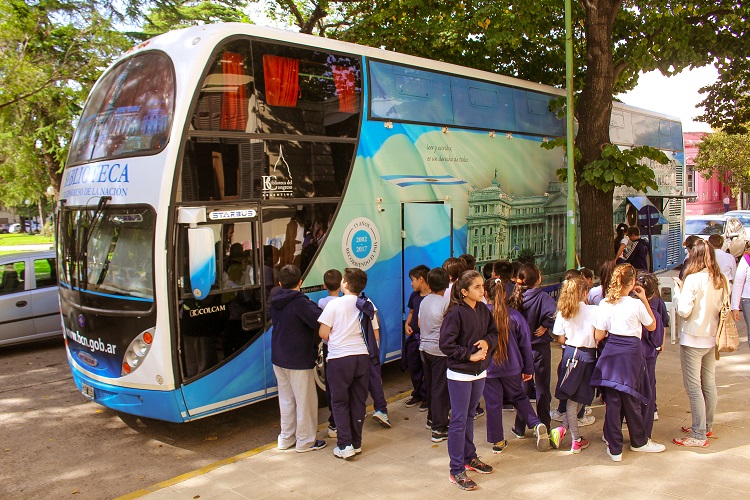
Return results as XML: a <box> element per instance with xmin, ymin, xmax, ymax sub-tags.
<box><xmin>314</xmin><ymin>342</ymin><xmax>326</xmax><ymax>394</ymax></box>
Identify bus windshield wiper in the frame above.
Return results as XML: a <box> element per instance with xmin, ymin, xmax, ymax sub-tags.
<box><xmin>79</xmin><ymin>196</ymin><xmax>111</xmax><ymax>290</ymax></box>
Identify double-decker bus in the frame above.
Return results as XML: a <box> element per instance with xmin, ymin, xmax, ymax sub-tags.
<box><xmin>57</xmin><ymin>23</ymin><xmax>685</xmax><ymax>422</ymax></box>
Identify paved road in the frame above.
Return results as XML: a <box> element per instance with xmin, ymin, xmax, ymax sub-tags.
<box><xmin>0</xmin><ymin>339</ymin><xmax>413</xmax><ymax>499</ymax></box>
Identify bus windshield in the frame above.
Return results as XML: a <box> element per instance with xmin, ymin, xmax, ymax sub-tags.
<box><xmin>58</xmin><ymin>206</ymin><xmax>155</xmax><ymax>310</ymax></box>
<box><xmin>67</xmin><ymin>52</ymin><xmax>175</xmax><ymax>166</ymax></box>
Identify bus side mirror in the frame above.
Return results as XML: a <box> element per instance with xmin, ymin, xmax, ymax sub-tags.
<box><xmin>187</xmin><ymin>227</ymin><xmax>215</xmax><ymax>299</ymax></box>
<box><xmin>177</xmin><ymin>207</ymin><xmax>215</xmax><ymax>299</ymax></box>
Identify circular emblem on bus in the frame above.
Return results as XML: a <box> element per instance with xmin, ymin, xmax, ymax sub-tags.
<box><xmin>342</xmin><ymin>217</ymin><xmax>380</xmax><ymax>270</ymax></box>
<box><xmin>77</xmin><ymin>314</ymin><xmax>85</xmax><ymax>328</ymax></box>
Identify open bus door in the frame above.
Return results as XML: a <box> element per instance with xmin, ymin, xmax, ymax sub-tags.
<box><xmin>175</xmin><ymin>205</ymin><xmax>267</xmax><ymax>419</ymax></box>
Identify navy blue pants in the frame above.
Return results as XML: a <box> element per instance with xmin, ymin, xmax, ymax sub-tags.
<box><xmin>328</xmin><ymin>354</ymin><xmax>370</xmax><ymax>449</ymax></box>
<box><xmin>484</xmin><ymin>375</ymin><xmax>540</xmax><ymax>443</ymax></box>
<box><xmin>601</xmin><ymin>387</ymin><xmax>648</xmax><ymax>454</ymax></box>
<box><xmin>421</xmin><ymin>351</ymin><xmax>450</xmax><ymax>431</ymax></box>
<box><xmin>515</xmin><ymin>343</ymin><xmax>551</xmax><ymax>432</ymax></box>
<box><xmin>322</xmin><ymin>343</ymin><xmax>335</xmax><ymax>428</ymax></box>
<box><xmin>641</xmin><ymin>356</ymin><xmax>657</xmax><ymax>438</ymax></box>
<box><xmin>368</xmin><ymin>359</ymin><xmax>387</xmax><ymax>413</ymax></box>
<box><xmin>447</xmin><ymin>377</ymin><xmax>485</xmax><ymax>476</ymax></box>
<box><xmin>405</xmin><ymin>335</ymin><xmax>426</xmax><ymax>401</ymax></box>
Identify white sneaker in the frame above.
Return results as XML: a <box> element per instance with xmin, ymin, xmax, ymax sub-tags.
<box><xmin>327</xmin><ymin>425</ymin><xmax>337</xmax><ymax>438</ymax></box>
<box><xmin>653</xmin><ymin>411</ymin><xmax>659</xmax><ymax>421</ymax></box>
<box><xmin>534</xmin><ymin>423</ymin><xmax>549</xmax><ymax>451</ymax></box>
<box><xmin>630</xmin><ymin>439</ymin><xmax>666</xmax><ymax>453</ymax></box>
<box><xmin>372</xmin><ymin>411</ymin><xmax>392</xmax><ymax>428</ymax></box>
<box><xmin>333</xmin><ymin>445</ymin><xmax>355</xmax><ymax>459</ymax></box>
<box><xmin>550</xmin><ymin>409</ymin><xmax>565</xmax><ymax>421</ymax></box>
<box><xmin>577</xmin><ymin>415</ymin><xmax>596</xmax><ymax>427</ymax></box>
<box><xmin>606</xmin><ymin>446</ymin><xmax>622</xmax><ymax>462</ymax></box>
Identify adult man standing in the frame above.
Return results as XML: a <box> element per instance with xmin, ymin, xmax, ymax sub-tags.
<box><xmin>270</xmin><ymin>265</ymin><xmax>326</xmax><ymax>452</ymax></box>
<box><xmin>708</xmin><ymin>234</ymin><xmax>736</xmax><ymax>283</ymax></box>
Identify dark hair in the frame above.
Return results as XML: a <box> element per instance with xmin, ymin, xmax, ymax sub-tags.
<box><xmin>482</xmin><ymin>262</ymin><xmax>493</xmax><ymax>280</ymax></box>
<box><xmin>427</xmin><ymin>267</ymin><xmax>450</xmax><ymax>293</ymax></box>
<box><xmin>627</xmin><ymin>226</ymin><xmax>640</xmax><ymax>237</ymax></box>
<box><xmin>488</xmin><ymin>278</ymin><xmax>510</xmax><ymax>364</ymax></box>
<box><xmin>563</xmin><ymin>268</ymin><xmax>582</xmax><ymax>281</ymax></box>
<box><xmin>682</xmin><ymin>239</ymin><xmax>725</xmax><ymax>290</ymax></box>
<box><xmin>599</xmin><ymin>259</ymin><xmax>617</xmax><ymax>299</ymax></box>
<box><xmin>615</xmin><ymin>223</ymin><xmax>628</xmax><ymax>237</ymax></box>
<box><xmin>508</xmin><ymin>264</ymin><xmax>541</xmax><ymax>311</ymax></box>
<box><xmin>708</xmin><ymin>234</ymin><xmax>724</xmax><ymax>249</ymax></box>
<box><xmin>511</xmin><ymin>261</ymin><xmax>522</xmax><ymax>279</ymax></box>
<box><xmin>409</xmin><ymin>264</ymin><xmax>430</xmax><ymax>281</ymax></box>
<box><xmin>636</xmin><ymin>271</ymin><xmax>660</xmax><ymax>299</ymax></box>
<box><xmin>684</xmin><ymin>234</ymin><xmax>699</xmax><ymax>251</ymax></box>
<box><xmin>580</xmin><ymin>267</ymin><xmax>594</xmax><ymax>281</ymax></box>
<box><xmin>343</xmin><ymin>267</ymin><xmax>368</xmax><ymax>295</ymax></box>
<box><xmin>323</xmin><ymin>269</ymin><xmax>342</xmax><ymax>291</ymax></box>
<box><xmin>448</xmin><ymin>270</ymin><xmax>483</xmax><ymax>309</ymax></box>
<box><xmin>279</xmin><ymin>265</ymin><xmax>301</xmax><ymax>289</ymax></box>
<box><xmin>493</xmin><ymin>259</ymin><xmax>513</xmax><ymax>280</ymax></box>
<box><xmin>459</xmin><ymin>253</ymin><xmax>477</xmax><ymax>270</ymax></box>
<box><xmin>442</xmin><ymin>257</ymin><xmax>467</xmax><ymax>281</ymax></box>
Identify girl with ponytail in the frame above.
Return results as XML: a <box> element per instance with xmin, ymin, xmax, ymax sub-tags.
<box><xmin>483</xmin><ymin>279</ymin><xmax>549</xmax><ymax>454</ymax></box>
<box><xmin>548</xmin><ymin>276</ymin><xmax>599</xmax><ymax>453</ymax></box>
<box><xmin>507</xmin><ymin>264</ymin><xmax>557</xmax><ymax>438</ymax></box>
<box><xmin>591</xmin><ymin>264</ymin><xmax>664</xmax><ymax>461</ymax></box>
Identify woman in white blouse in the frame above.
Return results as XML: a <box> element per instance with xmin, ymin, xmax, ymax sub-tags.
<box><xmin>731</xmin><ymin>247</ymin><xmax>750</xmax><ymax>348</ymax></box>
<box><xmin>673</xmin><ymin>239</ymin><xmax>727</xmax><ymax>447</ymax></box>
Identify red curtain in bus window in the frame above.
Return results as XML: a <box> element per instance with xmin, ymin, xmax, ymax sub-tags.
<box><xmin>220</xmin><ymin>52</ymin><xmax>248</xmax><ymax>130</ymax></box>
<box><xmin>333</xmin><ymin>66</ymin><xmax>356</xmax><ymax>113</ymax></box>
<box><xmin>263</xmin><ymin>54</ymin><xmax>299</xmax><ymax>107</ymax></box>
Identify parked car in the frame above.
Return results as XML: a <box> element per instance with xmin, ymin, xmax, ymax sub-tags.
<box><xmin>0</xmin><ymin>250</ymin><xmax>61</xmax><ymax>347</ymax></box>
<box><xmin>8</xmin><ymin>223</ymin><xmax>21</xmax><ymax>233</ymax></box>
<box><xmin>0</xmin><ymin>223</ymin><xmax>8</xmax><ymax>233</ymax></box>
<box><xmin>685</xmin><ymin>214</ymin><xmax>746</xmax><ymax>257</ymax></box>
<box><xmin>724</xmin><ymin>210</ymin><xmax>750</xmax><ymax>230</ymax></box>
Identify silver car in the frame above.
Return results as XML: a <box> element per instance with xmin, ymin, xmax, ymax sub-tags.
<box><xmin>0</xmin><ymin>250</ymin><xmax>62</xmax><ymax>347</ymax></box>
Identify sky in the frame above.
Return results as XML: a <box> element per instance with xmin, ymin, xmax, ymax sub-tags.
<box><xmin>617</xmin><ymin>65</ymin><xmax>718</xmax><ymax>133</ymax></box>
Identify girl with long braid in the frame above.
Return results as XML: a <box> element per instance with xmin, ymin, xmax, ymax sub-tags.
<box><xmin>591</xmin><ymin>264</ymin><xmax>665</xmax><ymax>461</ymax></box>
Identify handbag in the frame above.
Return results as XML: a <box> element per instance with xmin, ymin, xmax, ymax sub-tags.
<box><xmin>715</xmin><ymin>278</ymin><xmax>740</xmax><ymax>359</ymax></box>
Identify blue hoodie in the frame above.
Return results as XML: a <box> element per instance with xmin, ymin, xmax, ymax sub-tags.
<box><xmin>487</xmin><ymin>307</ymin><xmax>534</xmax><ymax>378</ymax></box>
<box><xmin>641</xmin><ymin>297</ymin><xmax>665</xmax><ymax>359</ymax></box>
<box><xmin>270</xmin><ymin>288</ymin><xmax>323</xmax><ymax>370</ymax></box>
<box><xmin>439</xmin><ymin>301</ymin><xmax>499</xmax><ymax>376</ymax></box>
<box><xmin>517</xmin><ymin>288</ymin><xmax>557</xmax><ymax>345</ymax></box>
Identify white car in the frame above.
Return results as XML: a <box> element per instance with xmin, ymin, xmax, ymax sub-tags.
<box><xmin>8</xmin><ymin>223</ymin><xmax>21</xmax><ymax>233</ymax></box>
<box><xmin>724</xmin><ymin>210</ymin><xmax>750</xmax><ymax>231</ymax></box>
<box><xmin>685</xmin><ymin>215</ymin><xmax>746</xmax><ymax>257</ymax></box>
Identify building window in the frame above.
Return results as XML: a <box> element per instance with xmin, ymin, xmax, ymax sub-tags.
<box><xmin>687</xmin><ymin>166</ymin><xmax>695</xmax><ymax>194</ymax></box>
<box><xmin>482</xmin><ymin>228</ymin><xmax>486</xmax><ymax>235</ymax></box>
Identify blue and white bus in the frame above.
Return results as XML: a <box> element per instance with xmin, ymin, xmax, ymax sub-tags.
<box><xmin>57</xmin><ymin>23</ymin><xmax>684</xmax><ymax>422</ymax></box>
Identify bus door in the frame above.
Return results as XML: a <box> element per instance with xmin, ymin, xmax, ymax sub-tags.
<box><xmin>176</xmin><ymin>205</ymin><xmax>267</xmax><ymax>418</ymax></box>
<box><xmin>401</xmin><ymin>202</ymin><xmax>452</xmax><ymax>330</ymax></box>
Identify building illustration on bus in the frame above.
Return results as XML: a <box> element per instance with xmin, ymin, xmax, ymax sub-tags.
<box><xmin>56</xmin><ymin>23</ymin><xmax>685</xmax><ymax>422</ymax></box>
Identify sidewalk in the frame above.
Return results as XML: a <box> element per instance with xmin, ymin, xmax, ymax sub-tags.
<box><xmin>123</xmin><ymin>327</ymin><xmax>750</xmax><ymax>500</ymax></box>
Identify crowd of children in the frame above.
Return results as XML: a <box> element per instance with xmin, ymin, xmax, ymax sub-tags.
<box><xmin>270</xmin><ymin>253</ymin><xmax>675</xmax><ymax>492</ymax></box>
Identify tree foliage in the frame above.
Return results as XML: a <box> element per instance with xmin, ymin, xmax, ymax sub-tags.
<box><xmin>697</xmin><ymin>57</ymin><xmax>750</xmax><ymax>135</ymax></box>
<box><xmin>141</xmin><ymin>1</ymin><xmax>251</xmax><ymax>37</ymax></box>
<box><xmin>694</xmin><ymin>131</ymin><xmax>750</xmax><ymax>195</ymax></box>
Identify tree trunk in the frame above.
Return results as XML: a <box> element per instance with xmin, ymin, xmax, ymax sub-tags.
<box><xmin>575</xmin><ymin>0</ymin><xmax>620</xmax><ymax>271</ymax></box>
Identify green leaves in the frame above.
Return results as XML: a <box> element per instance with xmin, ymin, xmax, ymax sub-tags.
<box><xmin>694</xmin><ymin>131</ymin><xmax>750</xmax><ymax>194</ymax></box>
<box><xmin>579</xmin><ymin>144</ymin><xmax>665</xmax><ymax>193</ymax></box>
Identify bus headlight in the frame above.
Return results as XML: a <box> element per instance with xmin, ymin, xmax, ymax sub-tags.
<box><xmin>121</xmin><ymin>328</ymin><xmax>154</xmax><ymax>376</ymax></box>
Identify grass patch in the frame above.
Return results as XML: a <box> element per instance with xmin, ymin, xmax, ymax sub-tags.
<box><xmin>0</xmin><ymin>233</ymin><xmax>54</xmax><ymax>246</ymax></box>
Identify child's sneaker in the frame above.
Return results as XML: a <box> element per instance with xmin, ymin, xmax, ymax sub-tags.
<box><xmin>550</xmin><ymin>409</ymin><xmax>565</xmax><ymax>421</ymax></box>
<box><xmin>297</xmin><ymin>439</ymin><xmax>327</xmax><ymax>453</ymax></box>
<box><xmin>425</xmin><ymin>419</ymin><xmax>432</xmax><ymax>430</ymax></box>
<box><xmin>511</xmin><ymin>427</ymin><xmax>526</xmax><ymax>439</ymax></box>
<box><xmin>673</xmin><ymin>436</ymin><xmax>708</xmax><ymax>447</ymax></box>
<box><xmin>327</xmin><ymin>424</ymin><xmax>337</xmax><ymax>438</ymax></box>
<box><xmin>449</xmin><ymin>471</ymin><xmax>477</xmax><ymax>491</ymax></box>
<box><xmin>584</xmin><ymin>407</ymin><xmax>593</xmax><ymax>416</ymax></box>
<box><xmin>549</xmin><ymin>425</ymin><xmax>566</xmax><ymax>449</ymax></box>
<box><xmin>653</xmin><ymin>411</ymin><xmax>659</xmax><ymax>421</ymax></box>
<box><xmin>577</xmin><ymin>415</ymin><xmax>596</xmax><ymax>427</ymax></box>
<box><xmin>606</xmin><ymin>446</ymin><xmax>622</xmax><ymax>462</ymax></box>
<box><xmin>372</xmin><ymin>410</ymin><xmax>392</xmax><ymax>428</ymax></box>
<box><xmin>419</xmin><ymin>401</ymin><xmax>429</xmax><ymax>412</ymax></box>
<box><xmin>630</xmin><ymin>439</ymin><xmax>666</xmax><ymax>453</ymax></box>
<box><xmin>474</xmin><ymin>407</ymin><xmax>485</xmax><ymax>420</ymax></box>
<box><xmin>570</xmin><ymin>437</ymin><xmax>589</xmax><ymax>454</ymax></box>
<box><xmin>681</xmin><ymin>426</ymin><xmax>713</xmax><ymax>438</ymax></box>
<box><xmin>333</xmin><ymin>445</ymin><xmax>355</xmax><ymax>459</ymax></box>
<box><xmin>492</xmin><ymin>440</ymin><xmax>508</xmax><ymax>454</ymax></box>
<box><xmin>465</xmin><ymin>457</ymin><xmax>493</xmax><ymax>474</ymax></box>
<box><xmin>534</xmin><ymin>423</ymin><xmax>549</xmax><ymax>451</ymax></box>
<box><xmin>431</xmin><ymin>430</ymin><xmax>449</xmax><ymax>443</ymax></box>
<box><xmin>404</xmin><ymin>397</ymin><xmax>421</xmax><ymax>408</ymax></box>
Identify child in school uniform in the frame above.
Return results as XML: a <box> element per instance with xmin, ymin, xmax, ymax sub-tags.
<box><xmin>636</xmin><ymin>272</ymin><xmax>665</xmax><ymax>439</ymax></box>
<box><xmin>508</xmin><ymin>264</ymin><xmax>557</xmax><ymax>436</ymax></box>
<box><xmin>483</xmin><ymin>278</ymin><xmax>549</xmax><ymax>454</ymax></box>
<box><xmin>591</xmin><ymin>264</ymin><xmax>666</xmax><ymax>461</ymax></box>
<box><xmin>549</xmin><ymin>276</ymin><xmax>599</xmax><ymax>453</ymax></box>
<box><xmin>318</xmin><ymin>267</ymin><xmax>377</xmax><ymax>459</ymax></box>
<box><xmin>404</xmin><ymin>264</ymin><xmax>429</xmax><ymax>410</ymax></box>
<box><xmin>440</xmin><ymin>270</ymin><xmax>498</xmax><ymax>491</ymax></box>
<box><xmin>418</xmin><ymin>267</ymin><xmax>451</xmax><ymax>442</ymax></box>
<box><xmin>318</xmin><ymin>269</ymin><xmax>342</xmax><ymax>439</ymax></box>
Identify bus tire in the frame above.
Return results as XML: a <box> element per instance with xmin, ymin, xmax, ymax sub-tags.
<box><xmin>314</xmin><ymin>342</ymin><xmax>326</xmax><ymax>398</ymax></box>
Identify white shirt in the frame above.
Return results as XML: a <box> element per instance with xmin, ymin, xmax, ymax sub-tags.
<box><xmin>713</xmin><ymin>248</ymin><xmax>736</xmax><ymax>284</ymax></box>
<box><xmin>318</xmin><ymin>295</ymin><xmax>378</xmax><ymax>360</ymax></box>
<box><xmin>594</xmin><ymin>296</ymin><xmax>653</xmax><ymax>339</ymax></box>
<box><xmin>588</xmin><ymin>285</ymin><xmax>604</xmax><ymax>305</ymax></box>
<box><xmin>675</xmin><ymin>270</ymin><xmax>725</xmax><ymax>340</ymax></box>
<box><xmin>731</xmin><ymin>255</ymin><xmax>750</xmax><ymax>309</ymax></box>
<box><xmin>553</xmin><ymin>302</ymin><xmax>598</xmax><ymax>348</ymax></box>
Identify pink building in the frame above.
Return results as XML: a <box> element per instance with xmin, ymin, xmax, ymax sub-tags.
<box><xmin>684</xmin><ymin>131</ymin><xmax>734</xmax><ymax>215</ymax></box>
